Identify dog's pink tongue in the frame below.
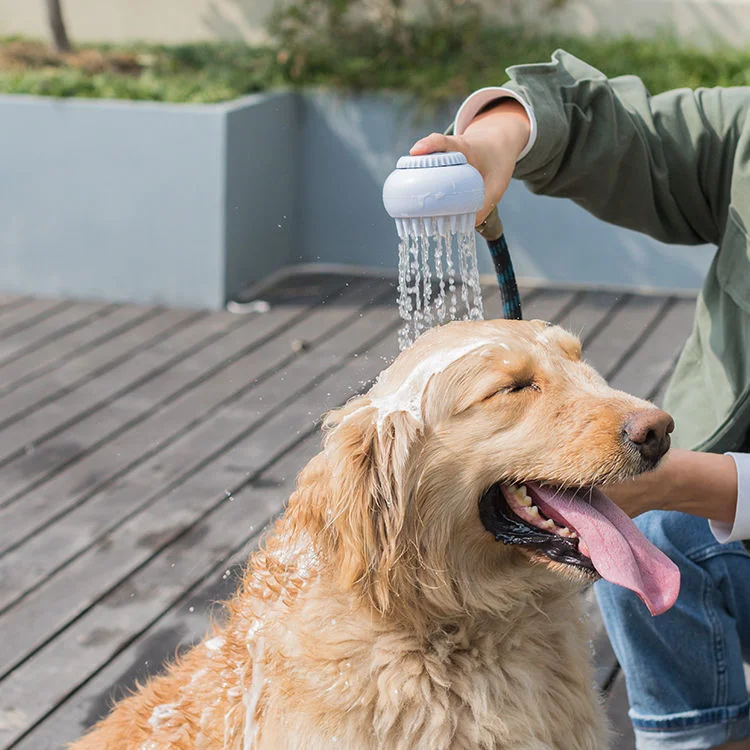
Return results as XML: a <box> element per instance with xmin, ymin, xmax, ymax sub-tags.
<box><xmin>529</xmin><ymin>485</ymin><xmax>680</xmax><ymax>616</ymax></box>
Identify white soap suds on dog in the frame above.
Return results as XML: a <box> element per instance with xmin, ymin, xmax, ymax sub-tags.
<box><xmin>243</xmin><ymin>638</ymin><xmax>265</xmax><ymax>750</ymax></box>
<box><xmin>148</xmin><ymin>703</ymin><xmax>179</xmax><ymax>732</ymax></box>
<box><xmin>247</xmin><ymin>619</ymin><xmax>263</xmax><ymax>640</ymax></box>
<box><xmin>368</xmin><ymin>339</ymin><xmax>496</xmax><ymax>427</ymax></box>
<box><xmin>205</xmin><ymin>636</ymin><xmax>225</xmax><ymax>652</ymax></box>
<box><xmin>187</xmin><ymin>668</ymin><xmax>208</xmax><ymax>688</ymax></box>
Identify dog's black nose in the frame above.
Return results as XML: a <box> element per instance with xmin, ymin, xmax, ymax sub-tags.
<box><xmin>623</xmin><ymin>409</ymin><xmax>674</xmax><ymax>463</ymax></box>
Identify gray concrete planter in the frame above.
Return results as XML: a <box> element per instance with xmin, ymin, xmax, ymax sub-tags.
<box><xmin>0</xmin><ymin>91</ymin><xmax>298</xmax><ymax>308</ymax></box>
<box><xmin>0</xmin><ymin>88</ymin><xmax>713</xmax><ymax>309</ymax></box>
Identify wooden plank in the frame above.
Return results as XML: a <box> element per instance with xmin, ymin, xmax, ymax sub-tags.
<box><xmin>606</xmin><ymin>671</ymin><xmax>636</xmax><ymax>750</ymax></box>
<box><xmin>645</xmin><ymin>300</ymin><xmax>696</xmax><ymax>405</ymax></box>
<box><xmin>0</xmin><ymin>309</ymin><xmax>199</xmax><ymax>443</ymax></box>
<box><xmin>0</xmin><ymin>276</ymin><xmax>358</xmax><ymax>504</ymax></box>
<box><xmin>521</xmin><ymin>289</ymin><xmax>579</xmax><ymax>324</ymax></box>
<box><xmin>480</xmin><ymin>286</ymin><xmax>579</xmax><ymax>327</ymax></box>
<box><xmin>0</xmin><ymin>301</ymin><xmax>112</xmax><ymax>366</ymax></box>
<box><xmin>0</xmin><ymin>277</ymin><xmax>353</xmax><ymax>512</ymax></box>
<box><xmin>0</xmin><ymin>305</ymin><xmax>401</xmax><ymax>748</ymax></box>
<box><xmin>608</xmin><ymin>298</ymin><xmax>697</xmax><ymax>399</ymax></box>
<box><xmin>0</xmin><ymin>278</ymin><xmax>363</xmax><ymax>535</ymax></box>
<box><xmin>0</xmin><ymin>286</ymin><xmax>394</xmax><ymax>624</ymax></box>
<box><xmin>580</xmin><ymin>295</ymin><xmax>669</xmax><ymax>380</ymax></box>
<box><xmin>0</xmin><ymin>298</ymin><xmax>71</xmax><ymax>339</ymax></box>
<box><xmin>0</xmin><ymin>279</ymin><xmax>386</xmax><ymax>611</ymax></box>
<box><xmin>12</xmin><ymin>436</ymin><xmax>322</xmax><ymax>750</ymax></box>
<box><xmin>0</xmin><ymin>306</ymin><xmax>156</xmax><ymax>399</ymax></box>
<box><xmin>0</xmin><ymin>310</ymin><xmax>225</xmax><ymax>501</ymax></box>
<box><xmin>557</xmin><ymin>291</ymin><xmax>626</xmax><ymax>346</ymax></box>
<box><xmin>0</xmin><ymin>274</ymin><xmax>354</xmax><ymax>442</ymax></box>
<box><xmin>0</xmin><ymin>296</ymin><xmax>32</xmax><ymax>317</ymax></box>
<box><xmin>0</xmin><ymin>312</ymin><xmax>238</xmax><ymax>554</ymax></box>
<box><xmin>0</xmin><ymin>276</ymin><xmax>351</xmax><ymax>548</ymax></box>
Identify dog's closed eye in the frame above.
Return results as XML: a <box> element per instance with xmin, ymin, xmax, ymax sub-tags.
<box><xmin>505</xmin><ymin>381</ymin><xmax>541</xmax><ymax>394</ymax></box>
<box><xmin>484</xmin><ymin>380</ymin><xmax>541</xmax><ymax>400</ymax></box>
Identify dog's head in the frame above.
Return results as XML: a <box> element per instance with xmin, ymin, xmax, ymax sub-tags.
<box><xmin>315</xmin><ymin>319</ymin><xmax>679</xmax><ymax>621</ymax></box>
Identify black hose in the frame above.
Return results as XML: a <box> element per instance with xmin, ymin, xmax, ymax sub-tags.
<box><xmin>486</xmin><ymin>232</ymin><xmax>522</xmax><ymax>320</ymax></box>
<box><xmin>477</xmin><ymin>207</ymin><xmax>522</xmax><ymax>320</ymax></box>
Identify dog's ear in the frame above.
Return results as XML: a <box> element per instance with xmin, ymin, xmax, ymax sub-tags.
<box><xmin>320</xmin><ymin>398</ymin><xmax>421</xmax><ymax>613</ymax></box>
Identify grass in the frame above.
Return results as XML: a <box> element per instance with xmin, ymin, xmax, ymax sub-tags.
<box><xmin>2</xmin><ymin>28</ymin><xmax>750</xmax><ymax>104</ymax></box>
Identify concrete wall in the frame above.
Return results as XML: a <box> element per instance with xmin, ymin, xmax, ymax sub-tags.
<box><xmin>0</xmin><ymin>91</ymin><xmax>297</xmax><ymax>308</ymax></box>
<box><xmin>0</xmin><ymin>95</ymin><xmax>225</xmax><ymax>307</ymax></box>
<box><xmin>4</xmin><ymin>0</ymin><xmax>750</xmax><ymax>48</ymax></box>
<box><xmin>223</xmin><ymin>93</ymin><xmax>299</xmax><ymax>302</ymax></box>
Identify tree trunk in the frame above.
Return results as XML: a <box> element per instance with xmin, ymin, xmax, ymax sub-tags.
<box><xmin>45</xmin><ymin>0</ymin><xmax>72</xmax><ymax>53</ymax></box>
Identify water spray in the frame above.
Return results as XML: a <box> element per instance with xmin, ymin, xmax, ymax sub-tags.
<box><xmin>383</xmin><ymin>151</ymin><xmax>522</xmax><ymax>351</ymax></box>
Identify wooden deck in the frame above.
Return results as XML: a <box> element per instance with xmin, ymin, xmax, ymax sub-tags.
<box><xmin>0</xmin><ymin>272</ymin><xmax>698</xmax><ymax>750</ymax></box>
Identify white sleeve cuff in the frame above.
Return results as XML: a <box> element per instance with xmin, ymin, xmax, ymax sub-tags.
<box><xmin>453</xmin><ymin>86</ymin><xmax>537</xmax><ymax>161</ymax></box>
<box><xmin>709</xmin><ymin>453</ymin><xmax>750</xmax><ymax>543</ymax></box>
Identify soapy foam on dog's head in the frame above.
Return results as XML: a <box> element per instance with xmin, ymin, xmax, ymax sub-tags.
<box><xmin>369</xmin><ymin>339</ymin><xmax>496</xmax><ymax>428</ymax></box>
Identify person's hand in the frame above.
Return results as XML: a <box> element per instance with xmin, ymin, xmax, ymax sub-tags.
<box><xmin>601</xmin><ymin>448</ymin><xmax>738</xmax><ymax>524</ymax></box>
<box><xmin>410</xmin><ymin>99</ymin><xmax>531</xmax><ymax>226</ymax></box>
<box><xmin>601</xmin><ymin>451</ymin><xmax>678</xmax><ymax>518</ymax></box>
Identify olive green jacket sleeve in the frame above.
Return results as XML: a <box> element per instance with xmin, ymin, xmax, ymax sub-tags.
<box><xmin>501</xmin><ymin>50</ymin><xmax>750</xmax><ymax>248</ymax></box>
<box><xmin>467</xmin><ymin>50</ymin><xmax>750</xmax><ymax>453</ymax></box>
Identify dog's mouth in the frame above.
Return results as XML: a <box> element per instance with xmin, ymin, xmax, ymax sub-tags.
<box><xmin>479</xmin><ymin>482</ymin><xmax>680</xmax><ymax>616</ymax></box>
<box><xmin>479</xmin><ymin>484</ymin><xmax>596</xmax><ymax>574</ymax></box>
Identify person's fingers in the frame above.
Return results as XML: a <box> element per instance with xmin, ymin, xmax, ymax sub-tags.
<box><xmin>411</xmin><ymin>133</ymin><xmax>498</xmax><ymax>224</ymax></box>
<box><xmin>476</xmin><ymin>168</ymin><xmax>511</xmax><ymax>225</ymax></box>
<box><xmin>477</xmin><ymin>199</ymin><xmax>495</xmax><ymax>227</ymax></box>
<box><xmin>409</xmin><ymin>133</ymin><xmax>464</xmax><ymax>156</ymax></box>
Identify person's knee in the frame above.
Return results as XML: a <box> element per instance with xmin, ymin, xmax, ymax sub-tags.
<box><xmin>633</xmin><ymin>509</ymin><xmax>717</xmax><ymax>560</ymax></box>
<box><xmin>595</xmin><ymin>510</ymin><xmax>731</xmax><ymax>624</ymax></box>
<box><xmin>594</xmin><ymin>511</ymin><xmax>716</xmax><ymax>642</ymax></box>
<box><xmin>594</xmin><ymin>577</ymin><xmax>647</xmax><ymax>639</ymax></box>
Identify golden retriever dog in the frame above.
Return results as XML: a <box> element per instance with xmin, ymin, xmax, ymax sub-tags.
<box><xmin>71</xmin><ymin>318</ymin><xmax>680</xmax><ymax>750</ymax></box>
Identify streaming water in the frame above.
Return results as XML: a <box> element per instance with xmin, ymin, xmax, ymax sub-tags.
<box><xmin>396</xmin><ymin>223</ymin><xmax>484</xmax><ymax>350</ymax></box>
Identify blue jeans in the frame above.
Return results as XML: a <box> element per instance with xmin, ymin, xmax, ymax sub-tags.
<box><xmin>595</xmin><ymin>511</ymin><xmax>750</xmax><ymax>749</ymax></box>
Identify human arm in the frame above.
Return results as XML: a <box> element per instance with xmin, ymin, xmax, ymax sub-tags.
<box><xmin>412</xmin><ymin>50</ymin><xmax>750</xmax><ymax>244</ymax></box>
<box><xmin>603</xmin><ymin>449</ymin><xmax>750</xmax><ymax>543</ymax></box>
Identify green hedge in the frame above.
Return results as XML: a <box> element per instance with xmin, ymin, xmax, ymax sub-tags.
<box><xmin>0</xmin><ymin>42</ymin><xmax>285</xmax><ymax>103</ymax></box>
<box><xmin>3</xmin><ymin>30</ymin><xmax>750</xmax><ymax>103</ymax></box>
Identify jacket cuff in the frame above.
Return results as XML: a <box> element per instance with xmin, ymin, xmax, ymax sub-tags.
<box><xmin>709</xmin><ymin>453</ymin><xmax>749</xmax><ymax>543</ymax></box>
<box><xmin>453</xmin><ymin>86</ymin><xmax>537</xmax><ymax>161</ymax></box>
